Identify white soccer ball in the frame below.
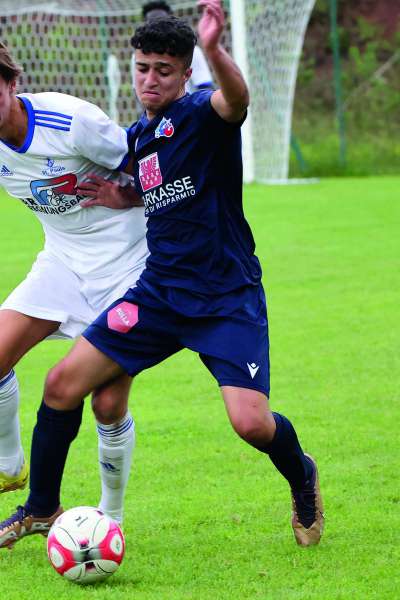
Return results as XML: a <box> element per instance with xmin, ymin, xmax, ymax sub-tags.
<box><xmin>47</xmin><ymin>506</ymin><xmax>125</xmax><ymax>584</ymax></box>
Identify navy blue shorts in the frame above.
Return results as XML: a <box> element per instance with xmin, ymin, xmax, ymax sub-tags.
<box><xmin>83</xmin><ymin>284</ymin><xmax>270</xmax><ymax>396</ymax></box>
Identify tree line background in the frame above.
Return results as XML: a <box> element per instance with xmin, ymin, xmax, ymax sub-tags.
<box><xmin>291</xmin><ymin>0</ymin><xmax>400</xmax><ymax>176</ymax></box>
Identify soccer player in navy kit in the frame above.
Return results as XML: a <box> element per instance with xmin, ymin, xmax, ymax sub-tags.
<box><xmin>0</xmin><ymin>0</ymin><xmax>324</xmax><ymax>549</ymax></box>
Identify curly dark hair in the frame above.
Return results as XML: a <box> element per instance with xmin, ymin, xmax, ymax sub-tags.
<box><xmin>142</xmin><ymin>1</ymin><xmax>172</xmax><ymax>19</ymax></box>
<box><xmin>131</xmin><ymin>16</ymin><xmax>197</xmax><ymax>69</ymax></box>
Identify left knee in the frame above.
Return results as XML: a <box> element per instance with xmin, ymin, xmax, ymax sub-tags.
<box><xmin>230</xmin><ymin>412</ymin><xmax>275</xmax><ymax>445</ymax></box>
<box><xmin>91</xmin><ymin>388</ymin><xmax>127</xmax><ymax>425</ymax></box>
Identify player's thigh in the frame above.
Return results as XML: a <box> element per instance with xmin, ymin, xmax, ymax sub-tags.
<box><xmin>84</xmin><ymin>290</ymin><xmax>183</xmax><ymax>377</ymax></box>
<box><xmin>188</xmin><ymin>291</ymin><xmax>270</xmax><ymax>397</ymax></box>
<box><xmin>91</xmin><ymin>373</ymin><xmax>133</xmax><ymax>424</ymax></box>
<box><xmin>45</xmin><ymin>336</ymin><xmax>125</xmax><ymax>410</ymax></box>
<box><xmin>221</xmin><ymin>385</ymin><xmax>276</xmax><ymax>442</ymax></box>
<box><xmin>0</xmin><ymin>309</ymin><xmax>60</xmax><ymax>377</ymax></box>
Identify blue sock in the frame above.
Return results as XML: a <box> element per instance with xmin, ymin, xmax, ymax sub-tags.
<box><xmin>25</xmin><ymin>401</ymin><xmax>83</xmax><ymax>516</ymax></box>
<box><xmin>258</xmin><ymin>412</ymin><xmax>313</xmax><ymax>491</ymax></box>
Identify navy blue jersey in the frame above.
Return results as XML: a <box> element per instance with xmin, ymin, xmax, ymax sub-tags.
<box><xmin>128</xmin><ymin>91</ymin><xmax>262</xmax><ymax>316</ymax></box>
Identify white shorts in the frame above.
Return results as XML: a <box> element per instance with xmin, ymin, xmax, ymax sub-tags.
<box><xmin>1</xmin><ymin>250</ymin><xmax>145</xmax><ymax>340</ymax></box>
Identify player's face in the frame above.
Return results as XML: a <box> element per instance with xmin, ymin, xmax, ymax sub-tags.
<box><xmin>135</xmin><ymin>50</ymin><xmax>191</xmax><ymax>119</ymax></box>
<box><xmin>0</xmin><ymin>75</ymin><xmax>16</xmax><ymax>131</ymax></box>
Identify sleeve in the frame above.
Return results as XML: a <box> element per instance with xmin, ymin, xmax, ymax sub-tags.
<box><xmin>190</xmin><ymin>90</ymin><xmax>246</xmax><ymax>130</ymax></box>
<box><xmin>190</xmin><ymin>46</ymin><xmax>214</xmax><ymax>89</ymax></box>
<box><xmin>70</xmin><ymin>101</ymin><xmax>130</xmax><ymax>171</ymax></box>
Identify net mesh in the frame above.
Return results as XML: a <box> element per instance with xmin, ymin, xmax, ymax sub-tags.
<box><xmin>0</xmin><ymin>1</ymin><xmax>314</xmax><ymax>182</ymax></box>
<box><xmin>241</xmin><ymin>0</ymin><xmax>316</xmax><ymax>181</ymax></box>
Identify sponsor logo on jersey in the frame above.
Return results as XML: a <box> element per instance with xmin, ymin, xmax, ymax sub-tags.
<box><xmin>138</xmin><ymin>152</ymin><xmax>163</xmax><ymax>192</ymax></box>
<box><xmin>155</xmin><ymin>117</ymin><xmax>174</xmax><ymax>139</ymax></box>
<box><xmin>142</xmin><ymin>176</ymin><xmax>196</xmax><ymax>215</ymax></box>
<box><xmin>22</xmin><ymin>174</ymin><xmax>85</xmax><ymax>215</ymax></box>
<box><xmin>107</xmin><ymin>302</ymin><xmax>139</xmax><ymax>334</ymax></box>
<box><xmin>0</xmin><ymin>164</ymin><xmax>13</xmax><ymax>176</ymax></box>
<box><xmin>41</xmin><ymin>157</ymin><xmax>66</xmax><ymax>176</ymax></box>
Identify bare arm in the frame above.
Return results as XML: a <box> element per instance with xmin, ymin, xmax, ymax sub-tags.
<box><xmin>197</xmin><ymin>0</ymin><xmax>249</xmax><ymax>123</ymax></box>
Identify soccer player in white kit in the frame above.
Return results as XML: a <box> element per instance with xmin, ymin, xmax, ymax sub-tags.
<box><xmin>0</xmin><ymin>42</ymin><xmax>147</xmax><ymax>524</ymax></box>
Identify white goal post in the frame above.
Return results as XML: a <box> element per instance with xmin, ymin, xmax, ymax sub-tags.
<box><xmin>230</xmin><ymin>0</ymin><xmax>316</xmax><ymax>183</ymax></box>
<box><xmin>0</xmin><ymin>0</ymin><xmax>315</xmax><ymax>183</ymax></box>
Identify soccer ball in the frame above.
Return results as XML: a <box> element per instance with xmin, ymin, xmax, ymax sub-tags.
<box><xmin>47</xmin><ymin>506</ymin><xmax>125</xmax><ymax>584</ymax></box>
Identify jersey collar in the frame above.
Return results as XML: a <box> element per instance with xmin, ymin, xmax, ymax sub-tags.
<box><xmin>139</xmin><ymin>93</ymin><xmax>189</xmax><ymax>127</ymax></box>
<box><xmin>0</xmin><ymin>96</ymin><xmax>35</xmax><ymax>154</ymax></box>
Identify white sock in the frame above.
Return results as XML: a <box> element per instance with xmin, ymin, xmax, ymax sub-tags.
<box><xmin>0</xmin><ymin>370</ymin><xmax>24</xmax><ymax>476</ymax></box>
<box><xmin>97</xmin><ymin>412</ymin><xmax>135</xmax><ymax>524</ymax></box>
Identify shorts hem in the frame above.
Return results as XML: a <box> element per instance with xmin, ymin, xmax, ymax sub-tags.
<box><xmin>0</xmin><ymin>303</ymin><xmax>89</xmax><ymax>340</ymax></box>
<box><xmin>82</xmin><ymin>330</ymin><xmax>137</xmax><ymax>377</ymax></box>
<box><xmin>217</xmin><ymin>378</ymin><xmax>269</xmax><ymax>396</ymax></box>
<box><xmin>0</xmin><ymin>302</ymin><xmax>69</xmax><ymax>324</ymax></box>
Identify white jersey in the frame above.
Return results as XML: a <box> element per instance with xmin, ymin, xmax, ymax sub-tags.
<box><xmin>185</xmin><ymin>46</ymin><xmax>214</xmax><ymax>94</ymax></box>
<box><xmin>0</xmin><ymin>92</ymin><xmax>148</xmax><ymax>283</ymax></box>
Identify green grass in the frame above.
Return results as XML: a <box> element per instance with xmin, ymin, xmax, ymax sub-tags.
<box><xmin>1</xmin><ymin>177</ymin><xmax>399</xmax><ymax>599</ymax></box>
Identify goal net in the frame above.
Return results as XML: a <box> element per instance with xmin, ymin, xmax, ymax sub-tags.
<box><xmin>0</xmin><ymin>0</ymin><xmax>315</xmax><ymax>183</ymax></box>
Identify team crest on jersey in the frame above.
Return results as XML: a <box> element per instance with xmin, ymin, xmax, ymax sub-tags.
<box><xmin>138</xmin><ymin>152</ymin><xmax>163</xmax><ymax>192</ymax></box>
<box><xmin>42</xmin><ymin>157</ymin><xmax>66</xmax><ymax>176</ymax></box>
<box><xmin>23</xmin><ymin>174</ymin><xmax>84</xmax><ymax>215</ymax></box>
<box><xmin>0</xmin><ymin>165</ymin><xmax>13</xmax><ymax>176</ymax></box>
<box><xmin>155</xmin><ymin>117</ymin><xmax>174</xmax><ymax>139</ymax></box>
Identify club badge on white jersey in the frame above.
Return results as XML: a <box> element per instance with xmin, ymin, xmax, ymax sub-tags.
<box><xmin>0</xmin><ymin>92</ymin><xmax>128</xmax><ymax>218</ymax></box>
<box><xmin>0</xmin><ymin>92</ymin><xmax>148</xmax><ymax>281</ymax></box>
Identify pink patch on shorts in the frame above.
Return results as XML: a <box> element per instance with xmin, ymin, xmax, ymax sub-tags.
<box><xmin>107</xmin><ymin>302</ymin><xmax>139</xmax><ymax>334</ymax></box>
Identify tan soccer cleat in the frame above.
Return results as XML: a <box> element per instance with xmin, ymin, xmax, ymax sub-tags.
<box><xmin>0</xmin><ymin>461</ymin><xmax>29</xmax><ymax>494</ymax></box>
<box><xmin>0</xmin><ymin>505</ymin><xmax>63</xmax><ymax>549</ymax></box>
<box><xmin>291</xmin><ymin>454</ymin><xmax>324</xmax><ymax>547</ymax></box>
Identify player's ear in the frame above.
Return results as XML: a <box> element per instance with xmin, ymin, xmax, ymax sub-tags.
<box><xmin>9</xmin><ymin>78</ymin><xmax>17</xmax><ymax>94</ymax></box>
<box><xmin>184</xmin><ymin>67</ymin><xmax>192</xmax><ymax>83</ymax></box>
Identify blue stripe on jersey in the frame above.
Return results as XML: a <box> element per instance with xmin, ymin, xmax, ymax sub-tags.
<box><xmin>0</xmin><ymin>97</ymin><xmax>35</xmax><ymax>153</ymax></box>
<box><xmin>35</xmin><ymin>122</ymin><xmax>71</xmax><ymax>132</ymax></box>
<box><xmin>34</xmin><ymin>115</ymin><xmax>72</xmax><ymax>127</ymax></box>
<box><xmin>34</xmin><ymin>110</ymin><xmax>73</xmax><ymax>121</ymax></box>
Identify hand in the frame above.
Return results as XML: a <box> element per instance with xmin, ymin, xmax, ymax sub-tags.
<box><xmin>197</xmin><ymin>0</ymin><xmax>225</xmax><ymax>54</ymax></box>
<box><xmin>78</xmin><ymin>174</ymin><xmax>143</xmax><ymax>209</ymax></box>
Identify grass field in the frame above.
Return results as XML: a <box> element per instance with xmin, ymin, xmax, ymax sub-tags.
<box><xmin>0</xmin><ymin>177</ymin><xmax>399</xmax><ymax>599</ymax></box>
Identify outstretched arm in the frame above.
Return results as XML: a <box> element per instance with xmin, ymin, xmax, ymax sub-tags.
<box><xmin>197</xmin><ymin>0</ymin><xmax>249</xmax><ymax>123</ymax></box>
